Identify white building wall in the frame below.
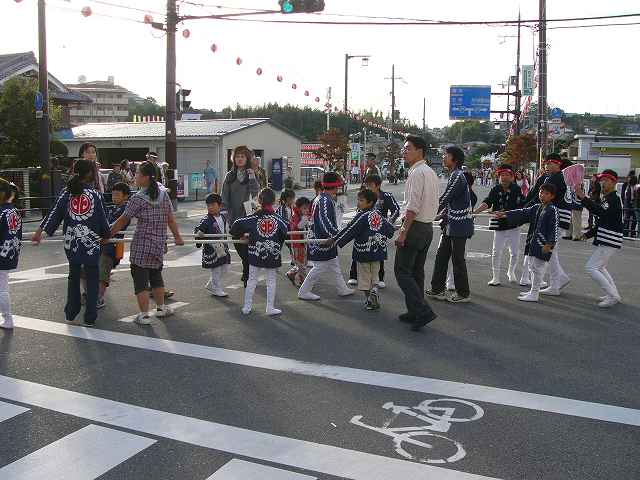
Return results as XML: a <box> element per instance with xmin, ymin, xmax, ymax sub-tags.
<box><xmin>222</xmin><ymin>122</ymin><xmax>301</xmax><ymax>183</ymax></box>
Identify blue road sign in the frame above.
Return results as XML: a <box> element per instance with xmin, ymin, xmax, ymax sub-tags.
<box><xmin>550</xmin><ymin>108</ymin><xmax>562</xmax><ymax>119</ymax></box>
<box><xmin>449</xmin><ymin>85</ymin><xmax>491</xmax><ymax>120</ymax></box>
<box><xmin>35</xmin><ymin>92</ymin><xmax>44</xmax><ymax>111</ymax></box>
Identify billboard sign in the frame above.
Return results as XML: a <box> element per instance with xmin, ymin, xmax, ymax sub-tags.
<box><xmin>449</xmin><ymin>85</ymin><xmax>491</xmax><ymax>120</ymax></box>
<box><xmin>522</xmin><ymin>65</ymin><xmax>534</xmax><ymax>96</ymax></box>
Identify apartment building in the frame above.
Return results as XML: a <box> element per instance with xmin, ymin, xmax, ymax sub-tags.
<box><xmin>66</xmin><ymin>76</ymin><xmax>133</xmax><ymax>124</ymax></box>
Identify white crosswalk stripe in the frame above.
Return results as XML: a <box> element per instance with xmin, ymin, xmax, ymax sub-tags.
<box><xmin>207</xmin><ymin>459</ymin><xmax>317</xmax><ymax>480</ymax></box>
<box><xmin>0</xmin><ymin>424</ymin><xmax>156</xmax><ymax>480</ymax></box>
<box><xmin>0</xmin><ymin>375</ymin><xmax>501</xmax><ymax>480</ymax></box>
<box><xmin>0</xmin><ymin>400</ymin><xmax>29</xmax><ymax>423</ymax></box>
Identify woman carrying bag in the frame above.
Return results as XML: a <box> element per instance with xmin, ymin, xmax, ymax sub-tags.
<box><xmin>221</xmin><ymin>146</ymin><xmax>260</xmax><ymax>287</ymax></box>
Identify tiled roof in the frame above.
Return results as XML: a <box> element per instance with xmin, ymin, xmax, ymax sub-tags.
<box><xmin>0</xmin><ymin>51</ymin><xmax>91</xmax><ymax>104</ymax></box>
<box><xmin>69</xmin><ymin>119</ymin><xmax>272</xmax><ymax>139</ymax></box>
<box><xmin>0</xmin><ymin>52</ymin><xmax>38</xmax><ymax>82</ymax></box>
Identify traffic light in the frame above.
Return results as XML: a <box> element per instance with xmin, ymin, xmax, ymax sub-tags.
<box><xmin>279</xmin><ymin>0</ymin><xmax>325</xmax><ymax>14</ymax></box>
<box><xmin>180</xmin><ymin>89</ymin><xmax>191</xmax><ymax>111</ymax></box>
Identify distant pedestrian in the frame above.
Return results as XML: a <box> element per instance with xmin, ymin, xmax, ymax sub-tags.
<box><xmin>106</xmin><ymin>163</ymin><xmax>125</xmax><ymax>193</ymax></box>
<box><xmin>394</xmin><ymin>135</ymin><xmax>439</xmax><ymax>331</ymax></box>
<box><xmin>204</xmin><ymin>163</ymin><xmax>218</xmax><ymax>194</ymax></box>
<box><xmin>622</xmin><ymin>172</ymin><xmax>638</xmax><ymax>238</ymax></box>
<box><xmin>78</xmin><ymin>142</ymin><xmax>105</xmax><ymax>193</ymax></box>
<box><xmin>109</xmin><ymin>161</ymin><xmax>184</xmax><ymax>325</ymax></box>
<box><xmin>251</xmin><ymin>155</ymin><xmax>268</xmax><ymax>190</ymax></box>
<box><xmin>121</xmin><ymin>159</ymin><xmax>135</xmax><ymax>187</ymax></box>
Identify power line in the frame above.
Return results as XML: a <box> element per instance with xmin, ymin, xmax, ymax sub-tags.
<box><xmin>548</xmin><ymin>21</ymin><xmax>640</xmax><ymax>30</ymax></box>
<box><xmin>180</xmin><ymin>12</ymin><xmax>640</xmax><ymax>26</ymax></box>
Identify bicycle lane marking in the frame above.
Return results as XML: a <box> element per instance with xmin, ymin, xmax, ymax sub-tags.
<box><xmin>9</xmin><ymin>315</ymin><xmax>640</xmax><ymax>427</ymax></box>
<box><xmin>350</xmin><ymin>398</ymin><xmax>485</xmax><ymax>465</ymax></box>
<box><xmin>0</xmin><ymin>375</ymin><xmax>501</xmax><ymax>480</ymax></box>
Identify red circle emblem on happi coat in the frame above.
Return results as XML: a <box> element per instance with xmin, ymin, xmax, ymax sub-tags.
<box><xmin>6</xmin><ymin>211</ymin><xmax>21</xmax><ymax>234</ymax></box>
<box><xmin>258</xmin><ymin>217</ymin><xmax>277</xmax><ymax>237</ymax></box>
<box><xmin>369</xmin><ymin>211</ymin><xmax>382</xmax><ymax>231</ymax></box>
<box><xmin>69</xmin><ymin>193</ymin><xmax>94</xmax><ymax>220</ymax></box>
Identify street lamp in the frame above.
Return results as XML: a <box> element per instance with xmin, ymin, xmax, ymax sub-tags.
<box><xmin>344</xmin><ymin>54</ymin><xmax>370</xmax><ymax>113</ymax></box>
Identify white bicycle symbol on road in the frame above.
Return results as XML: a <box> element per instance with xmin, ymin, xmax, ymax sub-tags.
<box><xmin>350</xmin><ymin>398</ymin><xmax>484</xmax><ymax>465</ymax></box>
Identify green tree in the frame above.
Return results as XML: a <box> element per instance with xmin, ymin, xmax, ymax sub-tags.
<box><xmin>128</xmin><ymin>96</ymin><xmax>165</xmax><ymax>120</ymax></box>
<box><xmin>502</xmin><ymin>133</ymin><xmax>537</xmax><ymax>169</ymax></box>
<box><xmin>315</xmin><ymin>128</ymin><xmax>350</xmax><ymax>175</ymax></box>
<box><xmin>0</xmin><ymin>77</ymin><xmax>62</xmax><ymax>168</ymax></box>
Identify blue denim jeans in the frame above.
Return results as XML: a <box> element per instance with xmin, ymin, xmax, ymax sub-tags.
<box><xmin>66</xmin><ymin>263</ymin><xmax>99</xmax><ymax>324</ymax></box>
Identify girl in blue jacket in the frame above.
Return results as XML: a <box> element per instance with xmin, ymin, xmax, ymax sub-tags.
<box><xmin>0</xmin><ymin>179</ymin><xmax>22</xmax><ymax>330</ymax></box>
<box><xmin>32</xmin><ymin>160</ymin><xmax>110</xmax><ymax>327</ymax></box>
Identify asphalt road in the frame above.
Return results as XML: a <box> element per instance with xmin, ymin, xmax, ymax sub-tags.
<box><xmin>0</xmin><ymin>181</ymin><xmax>639</xmax><ymax>480</ymax></box>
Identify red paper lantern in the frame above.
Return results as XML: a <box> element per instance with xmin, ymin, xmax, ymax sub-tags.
<box><xmin>236</xmin><ymin>57</ymin><xmax>242</xmax><ymax>65</ymax></box>
<box><xmin>210</xmin><ymin>43</ymin><xmax>218</xmax><ymax>53</ymax></box>
<box><xmin>276</xmin><ymin>75</ymin><xmax>283</xmax><ymax>82</ymax></box>
<box><xmin>81</xmin><ymin>6</ymin><xmax>92</xmax><ymax>17</ymax></box>
<box><xmin>315</xmin><ymin>97</ymin><xmax>320</xmax><ymax>102</ymax></box>
<box><xmin>304</xmin><ymin>90</ymin><xmax>309</xmax><ymax>97</ymax></box>
<box><xmin>256</xmin><ymin>68</ymin><xmax>263</xmax><ymax>76</ymax></box>
<box><xmin>291</xmin><ymin>83</ymin><xmax>297</xmax><ymax>90</ymax></box>
<box><xmin>182</xmin><ymin>29</ymin><xmax>190</xmax><ymax>38</ymax></box>
<box><xmin>143</xmin><ymin>14</ymin><xmax>153</xmax><ymax>24</ymax></box>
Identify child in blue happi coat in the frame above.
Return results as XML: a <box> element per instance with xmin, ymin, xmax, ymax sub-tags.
<box><xmin>298</xmin><ymin>172</ymin><xmax>354</xmax><ymax>301</ymax></box>
<box><xmin>0</xmin><ymin>179</ymin><xmax>22</xmax><ymax>330</ymax></box>
<box><xmin>32</xmin><ymin>159</ymin><xmax>110</xmax><ymax>327</ymax></box>
<box><xmin>230</xmin><ymin>188</ymin><xmax>288</xmax><ymax>316</ymax></box>
<box><xmin>98</xmin><ymin>182</ymin><xmax>130</xmax><ymax>308</ymax></box>
<box><xmin>330</xmin><ymin>189</ymin><xmax>395</xmax><ymax>310</ymax></box>
<box><xmin>195</xmin><ymin>193</ymin><xmax>231</xmax><ymax>298</ymax></box>
<box><xmin>494</xmin><ymin>183</ymin><xmax>559</xmax><ymax>303</ymax></box>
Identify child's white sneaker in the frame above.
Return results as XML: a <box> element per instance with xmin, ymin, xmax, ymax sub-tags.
<box><xmin>0</xmin><ymin>315</ymin><xmax>14</xmax><ymax>330</ymax></box>
<box><xmin>487</xmin><ymin>277</ymin><xmax>501</xmax><ymax>286</ymax></box>
<box><xmin>266</xmin><ymin>308</ymin><xmax>282</xmax><ymax>316</ymax></box>
<box><xmin>156</xmin><ymin>305</ymin><xmax>174</xmax><ymax>318</ymax></box>
<box><xmin>241</xmin><ymin>306</ymin><xmax>252</xmax><ymax>315</ymax></box>
<box><xmin>598</xmin><ymin>296</ymin><xmax>619</xmax><ymax>308</ymax></box>
<box><xmin>518</xmin><ymin>292</ymin><xmax>539</xmax><ymax>302</ymax></box>
<box><xmin>134</xmin><ymin>312</ymin><xmax>152</xmax><ymax>325</ymax></box>
<box><xmin>298</xmin><ymin>292</ymin><xmax>320</xmax><ymax>301</ymax></box>
<box><xmin>211</xmin><ymin>289</ymin><xmax>228</xmax><ymax>297</ymax></box>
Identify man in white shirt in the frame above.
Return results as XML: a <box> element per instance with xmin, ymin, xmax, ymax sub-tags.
<box><xmin>394</xmin><ymin>135</ymin><xmax>440</xmax><ymax>331</ymax></box>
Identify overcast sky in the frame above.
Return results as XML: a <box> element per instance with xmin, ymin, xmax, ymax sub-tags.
<box><xmin>3</xmin><ymin>0</ymin><xmax>639</xmax><ymax>128</ymax></box>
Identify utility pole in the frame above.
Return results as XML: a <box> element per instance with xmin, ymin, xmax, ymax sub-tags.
<box><xmin>537</xmin><ymin>0</ymin><xmax>548</xmax><ymax>164</ymax></box>
<box><xmin>390</xmin><ymin>64</ymin><xmax>395</xmax><ymax>141</ymax></box>
<box><xmin>326</xmin><ymin>87</ymin><xmax>332</xmax><ymax>131</ymax></box>
<box><xmin>37</xmin><ymin>0</ymin><xmax>52</xmax><ymax>202</ymax></box>
<box><xmin>422</xmin><ymin>97</ymin><xmax>427</xmax><ymax>140</ymax></box>
<box><xmin>344</xmin><ymin>54</ymin><xmax>349</xmax><ymax>113</ymax></box>
<box><xmin>165</xmin><ymin>0</ymin><xmax>178</xmax><ymax>208</ymax></box>
<box><xmin>515</xmin><ymin>11</ymin><xmax>522</xmax><ymax>135</ymax></box>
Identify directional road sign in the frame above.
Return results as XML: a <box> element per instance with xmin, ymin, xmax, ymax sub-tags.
<box><xmin>449</xmin><ymin>85</ymin><xmax>491</xmax><ymax>121</ymax></box>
